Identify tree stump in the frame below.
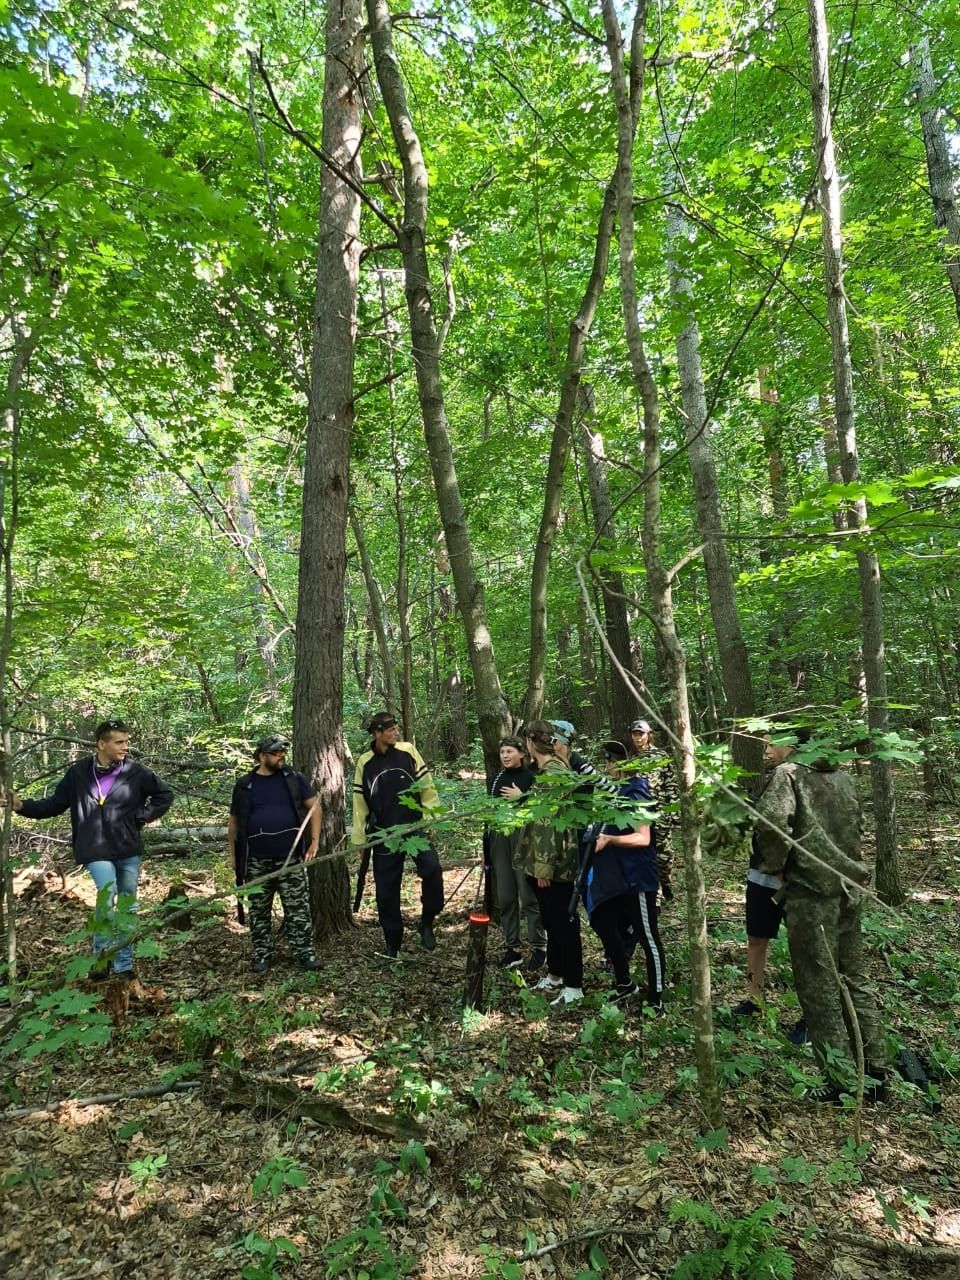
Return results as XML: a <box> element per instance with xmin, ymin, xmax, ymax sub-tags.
<box><xmin>463</xmin><ymin>911</ymin><xmax>491</xmax><ymax>1010</ymax></box>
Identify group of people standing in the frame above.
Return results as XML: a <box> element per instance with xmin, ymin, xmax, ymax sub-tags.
<box><xmin>7</xmin><ymin>709</ymin><xmax>890</xmax><ymax>1102</ymax></box>
<box><xmin>486</xmin><ymin>718</ymin><xmax>673</xmax><ymax>1011</ymax></box>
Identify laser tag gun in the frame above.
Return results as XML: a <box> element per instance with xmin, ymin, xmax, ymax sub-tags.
<box><xmin>353</xmin><ymin>844</ymin><xmax>371</xmax><ymax>913</ymax></box>
<box><xmin>481</xmin><ymin>830</ymin><xmax>494</xmax><ymax>919</ymax></box>
<box><xmin>234</xmin><ymin>843</ymin><xmax>247</xmax><ymax>925</ymax></box>
<box><xmin>568</xmin><ymin>822</ymin><xmax>601</xmax><ymax>919</ymax></box>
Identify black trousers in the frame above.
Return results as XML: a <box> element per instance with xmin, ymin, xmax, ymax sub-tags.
<box><xmin>529</xmin><ymin>877</ymin><xmax>583</xmax><ymax>988</ymax></box>
<box><xmin>591</xmin><ymin>891</ymin><xmax>665</xmax><ymax>996</ymax></box>
<box><xmin>372</xmin><ymin>844</ymin><xmax>443</xmax><ymax>946</ymax></box>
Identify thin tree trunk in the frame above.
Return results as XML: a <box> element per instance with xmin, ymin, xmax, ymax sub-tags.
<box><xmin>292</xmin><ymin>0</ymin><xmax>364</xmax><ymax>940</ymax></box>
<box><xmin>0</xmin><ymin>323</ymin><xmax>38</xmax><ymax>988</ymax></box>
<box><xmin>348</xmin><ymin>503</ymin><xmax>399</xmax><ymax>714</ymax></box>
<box><xmin>601</xmin><ymin>0</ymin><xmax>721</xmax><ymax>1126</ymax></box>
<box><xmin>365</xmin><ymin>0</ymin><xmax>511</xmax><ymax>769</ymax></box>
<box><xmin>666</xmin><ymin>201</ymin><xmax>760</xmax><ymax>783</ymax></box>
<box><xmin>575</xmin><ymin>593</ymin><xmax>600</xmax><ymax>738</ymax></box>
<box><xmin>579</xmin><ymin>384</ymin><xmax>640</xmax><ymax>735</ymax></box>
<box><xmin>911</xmin><ymin>36</ymin><xmax>960</xmax><ymax>325</ymax></box>
<box><xmin>807</xmin><ymin>0</ymin><xmax>903</xmax><ymax>905</ymax></box>
<box><xmin>230</xmin><ymin>465</ymin><xmax>280</xmax><ymax>695</ymax></box>
<box><xmin>524</xmin><ymin>179</ymin><xmax>619</xmax><ymax>721</ymax></box>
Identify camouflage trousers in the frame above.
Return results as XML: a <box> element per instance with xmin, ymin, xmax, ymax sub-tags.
<box><xmin>246</xmin><ymin>856</ymin><xmax>317</xmax><ymax>963</ymax></box>
<box><xmin>784</xmin><ymin>890</ymin><xmax>886</xmax><ymax>1078</ymax></box>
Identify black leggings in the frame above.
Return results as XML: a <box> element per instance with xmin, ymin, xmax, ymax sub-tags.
<box><xmin>529</xmin><ymin>877</ymin><xmax>583</xmax><ymax>988</ymax></box>
<box><xmin>591</xmin><ymin>891</ymin><xmax>665</xmax><ymax>996</ymax></box>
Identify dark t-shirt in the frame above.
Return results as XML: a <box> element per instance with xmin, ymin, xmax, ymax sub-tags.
<box><xmin>246</xmin><ymin>771</ymin><xmax>315</xmax><ymax>861</ymax></box>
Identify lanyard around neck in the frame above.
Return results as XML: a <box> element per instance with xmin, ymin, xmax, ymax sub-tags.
<box><xmin>92</xmin><ymin>759</ymin><xmax>122</xmax><ymax>806</ymax></box>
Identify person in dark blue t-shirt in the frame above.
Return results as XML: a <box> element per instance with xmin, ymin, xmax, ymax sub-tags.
<box><xmin>581</xmin><ymin>740</ymin><xmax>666</xmax><ymax>1010</ymax></box>
<box><xmin>228</xmin><ymin>735</ymin><xmax>322</xmax><ymax>976</ymax></box>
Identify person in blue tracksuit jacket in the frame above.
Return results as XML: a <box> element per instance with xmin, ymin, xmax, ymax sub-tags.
<box><xmin>581</xmin><ymin>740</ymin><xmax>666</xmax><ymax>1008</ymax></box>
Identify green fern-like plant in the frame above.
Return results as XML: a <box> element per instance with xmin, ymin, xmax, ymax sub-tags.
<box><xmin>670</xmin><ymin>1198</ymin><xmax>793</xmax><ymax>1279</ymax></box>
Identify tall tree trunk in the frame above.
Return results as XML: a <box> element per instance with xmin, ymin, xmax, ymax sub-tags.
<box><xmin>579</xmin><ymin>384</ymin><xmax>641</xmax><ymax>735</ymax></box>
<box><xmin>601</xmin><ymin>0</ymin><xmax>721</xmax><ymax>1126</ymax></box>
<box><xmin>807</xmin><ymin>0</ymin><xmax>903</xmax><ymax>905</ymax></box>
<box><xmin>366</xmin><ymin>0</ymin><xmax>510</xmax><ymax>770</ymax></box>
<box><xmin>911</xmin><ymin>36</ymin><xmax>960</xmax><ymax>325</ymax></box>
<box><xmin>348</xmin><ymin>503</ymin><xmax>399</xmax><ymax>714</ymax></box>
<box><xmin>524</xmin><ymin>180</ymin><xmax>619</xmax><ymax>721</ymax></box>
<box><xmin>0</xmin><ymin>322</ymin><xmax>38</xmax><ymax>988</ymax></box>
<box><xmin>666</xmin><ymin>202</ymin><xmax>761</xmax><ymax>784</ymax></box>
<box><xmin>292</xmin><ymin>0</ymin><xmax>364</xmax><ymax>940</ymax></box>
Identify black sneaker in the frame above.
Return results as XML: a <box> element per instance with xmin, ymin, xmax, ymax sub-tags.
<box><xmin>89</xmin><ymin>964</ymin><xmax>110</xmax><ymax>983</ymax></box>
<box><xmin>786</xmin><ymin>1018</ymin><xmax>809</xmax><ymax>1046</ymax></box>
<box><xmin>383</xmin><ymin>943</ymin><xmax>400</xmax><ymax>959</ymax></box>
<box><xmin>611</xmin><ymin>981</ymin><xmax>639</xmax><ymax>1004</ymax></box>
<box><xmin>417</xmin><ymin>922</ymin><xmax>437</xmax><ymax>951</ymax></box>
<box><xmin>300</xmin><ymin>957</ymin><xmax>320</xmax><ymax>972</ymax></box>
<box><xmin>498</xmin><ymin>949</ymin><xmax>524</xmax><ymax>970</ymax></box>
<box><xmin>251</xmin><ymin>957</ymin><xmax>271</xmax><ymax>975</ymax></box>
<box><xmin>807</xmin><ymin>1083</ymin><xmax>845</xmax><ymax>1105</ymax></box>
<box><xmin>525</xmin><ymin>949</ymin><xmax>546</xmax><ymax>973</ymax></box>
<box><xmin>732</xmin><ymin>999</ymin><xmax>761</xmax><ymax>1017</ymax></box>
<box><xmin>114</xmin><ymin>970</ymin><xmax>136</xmax><ymax>983</ymax></box>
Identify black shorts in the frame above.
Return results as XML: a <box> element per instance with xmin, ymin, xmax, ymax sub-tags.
<box><xmin>745</xmin><ymin>880</ymin><xmax>784</xmax><ymax>940</ymax></box>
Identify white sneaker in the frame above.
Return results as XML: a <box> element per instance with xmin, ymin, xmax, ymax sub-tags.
<box><xmin>534</xmin><ymin>974</ymin><xmax>563</xmax><ymax>991</ymax></box>
<box><xmin>550</xmin><ymin>986</ymin><xmax>584</xmax><ymax>1007</ymax></box>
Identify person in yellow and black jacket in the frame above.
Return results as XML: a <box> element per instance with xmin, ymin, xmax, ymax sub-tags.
<box><xmin>351</xmin><ymin>712</ymin><xmax>444</xmax><ymax>957</ymax></box>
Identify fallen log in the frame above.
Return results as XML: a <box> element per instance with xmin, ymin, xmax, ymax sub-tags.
<box><xmin>217</xmin><ymin>1068</ymin><xmax>426</xmax><ymax>1142</ymax></box>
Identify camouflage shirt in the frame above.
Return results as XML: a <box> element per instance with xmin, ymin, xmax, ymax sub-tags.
<box><xmin>514</xmin><ymin>757</ymin><xmax>581</xmax><ymax>884</ymax></box>
<box><xmin>753</xmin><ymin>762</ymin><xmax>869</xmax><ymax>898</ymax></box>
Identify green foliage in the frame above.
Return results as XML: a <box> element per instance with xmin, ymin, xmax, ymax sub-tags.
<box><xmin>252</xmin><ymin>1156</ymin><xmax>308</xmax><ymax>1200</ymax></box>
<box><xmin>669</xmin><ymin>1199</ymin><xmax>793</xmax><ymax>1279</ymax></box>
<box><xmin>2</xmin><ymin>987</ymin><xmax>112</xmax><ymax>1061</ymax></box>
<box><xmin>128</xmin><ymin>1151</ymin><xmax>168</xmax><ymax>1191</ymax></box>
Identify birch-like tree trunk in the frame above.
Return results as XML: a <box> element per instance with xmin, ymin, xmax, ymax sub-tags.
<box><xmin>348</xmin><ymin>503</ymin><xmax>399</xmax><ymax>715</ymax></box>
<box><xmin>292</xmin><ymin>0</ymin><xmax>364</xmax><ymax>939</ymax></box>
<box><xmin>601</xmin><ymin>0</ymin><xmax>721</xmax><ymax>1126</ymax></box>
<box><xmin>365</xmin><ymin>0</ymin><xmax>511</xmax><ymax>768</ymax></box>
<box><xmin>579</xmin><ymin>384</ymin><xmax>640</xmax><ymax>735</ymax></box>
<box><xmin>807</xmin><ymin>0</ymin><xmax>903</xmax><ymax>905</ymax></box>
<box><xmin>911</xmin><ymin>36</ymin><xmax>960</xmax><ymax>325</ymax></box>
<box><xmin>523</xmin><ymin>180</ymin><xmax>618</xmax><ymax>721</ymax></box>
<box><xmin>666</xmin><ymin>202</ymin><xmax>760</xmax><ymax>783</ymax></box>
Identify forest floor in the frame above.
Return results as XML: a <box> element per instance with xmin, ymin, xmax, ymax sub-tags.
<box><xmin>2</xmin><ymin>779</ymin><xmax>959</xmax><ymax>1280</ymax></box>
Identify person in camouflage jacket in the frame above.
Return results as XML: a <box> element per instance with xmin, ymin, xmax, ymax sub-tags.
<box><xmin>514</xmin><ymin>721</ymin><xmax>584</xmax><ymax>1007</ymax></box>
<box><xmin>753</xmin><ymin>732</ymin><xmax>887</xmax><ymax>1098</ymax></box>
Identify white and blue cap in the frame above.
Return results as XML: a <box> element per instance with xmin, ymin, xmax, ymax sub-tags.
<box><xmin>549</xmin><ymin>720</ymin><xmax>576</xmax><ymax>744</ymax></box>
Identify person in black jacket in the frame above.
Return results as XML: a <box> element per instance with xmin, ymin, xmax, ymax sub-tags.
<box><xmin>228</xmin><ymin>735</ymin><xmax>321</xmax><ymax>976</ymax></box>
<box><xmin>487</xmin><ymin>737</ymin><xmax>544</xmax><ymax>971</ymax></box>
<box><xmin>4</xmin><ymin>718</ymin><xmax>174</xmax><ymax>979</ymax></box>
<box><xmin>351</xmin><ymin>712</ymin><xmax>444</xmax><ymax>957</ymax></box>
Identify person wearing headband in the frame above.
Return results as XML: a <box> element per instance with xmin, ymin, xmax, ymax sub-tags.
<box><xmin>351</xmin><ymin>712</ymin><xmax>443</xmax><ymax>957</ymax></box>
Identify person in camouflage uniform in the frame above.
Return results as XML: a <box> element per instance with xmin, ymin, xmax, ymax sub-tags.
<box><xmin>228</xmin><ymin>735</ymin><xmax>321</xmax><ymax>975</ymax></box>
<box><xmin>629</xmin><ymin>720</ymin><xmax>678</xmax><ymax>902</ymax></box>
<box><xmin>514</xmin><ymin>721</ymin><xmax>584</xmax><ymax>1008</ymax></box>
<box><xmin>753</xmin><ymin>731</ymin><xmax>887</xmax><ymax>1099</ymax></box>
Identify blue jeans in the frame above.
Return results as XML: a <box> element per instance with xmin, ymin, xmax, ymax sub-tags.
<box><xmin>87</xmin><ymin>857</ymin><xmax>141</xmax><ymax>973</ymax></box>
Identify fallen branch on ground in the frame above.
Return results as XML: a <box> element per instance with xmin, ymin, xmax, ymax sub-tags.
<box><xmin>2</xmin><ymin>1079</ymin><xmax>201</xmax><ymax>1119</ymax></box>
